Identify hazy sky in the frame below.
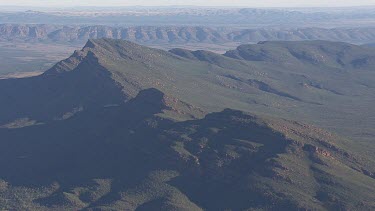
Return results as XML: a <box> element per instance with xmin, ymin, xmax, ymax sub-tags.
<box><xmin>0</xmin><ymin>0</ymin><xmax>375</xmax><ymax>7</ymax></box>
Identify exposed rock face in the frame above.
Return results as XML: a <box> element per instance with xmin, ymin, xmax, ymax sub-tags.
<box><xmin>0</xmin><ymin>24</ymin><xmax>54</xmax><ymax>39</ymax></box>
<box><xmin>303</xmin><ymin>144</ymin><xmax>332</xmax><ymax>157</ymax></box>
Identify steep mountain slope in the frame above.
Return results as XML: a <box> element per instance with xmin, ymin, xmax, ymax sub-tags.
<box><xmin>0</xmin><ymin>39</ymin><xmax>374</xmax><ymax>210</ymax></box>
<box><xmin>0</xmin><ymin>51</ymin><xmax>126</xmax><ymax>125</ymax></box>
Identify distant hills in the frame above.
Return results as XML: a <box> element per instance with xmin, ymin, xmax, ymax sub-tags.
<box><xmin>0</xmin><ymin>39</ymin><xmax>374</xmax><ymax>210</ymax></box>
<box><xmin>1</xmin><ymin>7</ymin><xmax>375</xmax><ymax>27</ymax></box>
<box><xmin>1</xmin><ymin>24</ymin><xmax>375</xmax><ymax>45</ymax></box>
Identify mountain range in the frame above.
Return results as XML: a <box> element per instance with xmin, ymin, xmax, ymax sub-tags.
<box><xmin>1</xmin><ymin>24</ymin><xmax>375</xmax><ymax>45</ymax></box>
<box><xmin>0</xmin><ymin>39</ymin><xmax>374</xmax><ymax>210</ymax></box>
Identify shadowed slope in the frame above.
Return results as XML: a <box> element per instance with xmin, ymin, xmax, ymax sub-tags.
<box><xmin>0</xmin><ymin>51</ymin><xmax>126</xmax><ymax>125</ymax></box>
<box><xmin>0</xmin><ymin>89</ymin><xmax>374</xmax><ymax>210</ymax></box>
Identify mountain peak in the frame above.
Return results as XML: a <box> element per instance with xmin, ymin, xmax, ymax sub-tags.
<box><xmin>83</xmin><ymin>38</ymin><xmax>98</xmax><ymax>49</ymax></box>
<box><xmin>84</xmin><ymin>38</ymin><xmax>178</xmax><ymax>65</ymax></box>
<box><xmin>42</xmin><ymin>39</ymin><xmax>147</xmax><ymax>76</ymax></box>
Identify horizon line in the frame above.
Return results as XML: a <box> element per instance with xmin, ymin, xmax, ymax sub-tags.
<box><xmin>0</xmin><ymin>5</ymin><xmax>375</xmax><ymax>9</ymax></box>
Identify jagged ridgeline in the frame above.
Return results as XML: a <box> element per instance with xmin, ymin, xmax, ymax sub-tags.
<box><xmin>1</xmin><ymin>24</ymin><xmax>375</xmax><ymax>45</ymax></box>
<box><xmin>0</xmin><ymin>39</ymin><xmax>374</xmax><ymax>210</ymax></box>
